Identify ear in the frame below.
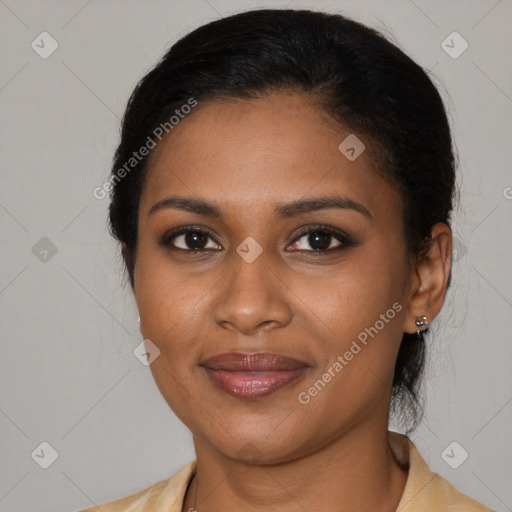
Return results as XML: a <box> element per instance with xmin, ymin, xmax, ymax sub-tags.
<box><xmin>404</xmin><ymin>223</ymin><xmax>452</xmax><ymax>334</ymax></box>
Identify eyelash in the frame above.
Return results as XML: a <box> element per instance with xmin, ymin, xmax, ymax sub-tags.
<box><xmin>159</xmin><ymin>224</ymin><xmax>355</xmax><ymax>255</ymax></box>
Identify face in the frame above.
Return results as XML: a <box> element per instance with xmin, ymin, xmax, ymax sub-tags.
<box><xmin>133</xmin><ymin>91</ymin><xmax>416</xmax><ymax>464</ymax></box>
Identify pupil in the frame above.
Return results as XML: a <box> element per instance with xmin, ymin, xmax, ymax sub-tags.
<box><xmin>309</xmin><ymin>231</ymin><xmax>330</xmax><ymax>250</ymax></box>
<box><xmin>185</xmin><ymin>231</ymin><xmax>208</xmax><ymax>249</ymax></box>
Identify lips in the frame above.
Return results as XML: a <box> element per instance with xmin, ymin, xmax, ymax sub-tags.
<box><xmin>201</xmin><ymin>352</ymin><xmax>310</xmax><ymax>399</ymax></box>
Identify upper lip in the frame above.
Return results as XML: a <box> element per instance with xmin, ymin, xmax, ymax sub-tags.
<box><xmin>200</xmin><ymin>352</ymin><xmax>310</xmax><ymax>371</ymax></box>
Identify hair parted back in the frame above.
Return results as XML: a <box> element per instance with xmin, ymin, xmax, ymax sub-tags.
<box><xmin>107</xmin><ymin>8</ymin><xmax>456</xmax><ymax>433</ymax></box>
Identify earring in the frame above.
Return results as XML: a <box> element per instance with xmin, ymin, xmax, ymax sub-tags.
<box><xmin>415</xmin><ymin>315</ymin><xmax>428</xmax><ymax>340</ymax></box>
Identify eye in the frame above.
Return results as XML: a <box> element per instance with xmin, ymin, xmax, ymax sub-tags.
<box><xmin>160</xmin><ymin>224</ymin><xmax>354</xmax><ymax>254</ymax></box>
<box><xmin>161</xmin><ymin>227</ymin><xmax>221</xmax><ymax>252</ymax></box>
<box><xmin>287</xmin><ymin>226</ymin><xmax>352</xmax><ymax>253</ymax></box>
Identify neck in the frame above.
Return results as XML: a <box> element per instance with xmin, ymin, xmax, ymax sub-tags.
<box><xmin>182</xmin><ymin>421</ymin><xmax>408</xmax><ymax>512</ymax></box>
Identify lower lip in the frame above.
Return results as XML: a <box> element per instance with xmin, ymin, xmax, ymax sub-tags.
<box><xmin>203</xmin><ymin>367</ymin><xmax>308</xmax><ymax>399</ymax></box>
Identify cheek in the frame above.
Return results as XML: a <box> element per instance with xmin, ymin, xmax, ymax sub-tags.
<box><xmin>134</xmin><ymin>245</ymin><xmax>208</xmax><ymax>359</ymax></box>
<box><xmin>294</xmin><ymin>253</ymin><xmax>403</xmax><ymax>340</ymax></box>
<box><xmin>134</xmin><ymin>252</ymin><xmax>211</xmax><ymax>424</ymax></box>
<box><xmin>290</xmin><ymin>250</ymin><xmax>406</xmax><ymax>391</ymax></box>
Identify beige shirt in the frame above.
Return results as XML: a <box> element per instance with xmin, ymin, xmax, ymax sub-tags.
<box><xmin>78</xmin><ymin>431</ymin><xmax>494</xmax><ymax>511</ymax></box>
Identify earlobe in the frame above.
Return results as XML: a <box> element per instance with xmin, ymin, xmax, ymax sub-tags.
<box><xmin>404</xmin><ymin>223</ymin><xmax>453</xmax><ymax>334</ymax></box>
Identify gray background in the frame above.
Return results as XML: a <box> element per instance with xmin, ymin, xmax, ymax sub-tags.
<box><xmin>0</xmin><ymin>0</ymin><xmax>510</xmax><ymax>511</ymax></box>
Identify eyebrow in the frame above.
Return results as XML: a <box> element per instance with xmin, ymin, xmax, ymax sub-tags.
<box><xmin>148</xmin><ymin>195</ymin><xmax>372</xmax><ymax>219</ymax></box>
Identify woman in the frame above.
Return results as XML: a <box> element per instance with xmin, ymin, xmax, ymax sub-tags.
<box><xmin>81</xmin><ymin>8</ymin><xmax>494</xmax><ymax>511</ymax></box>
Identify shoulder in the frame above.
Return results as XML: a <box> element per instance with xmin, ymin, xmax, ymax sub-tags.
<box><xmin>77</xmin><ymin>460</ymin><xmax>196</xmax><ymax>512</ymax></box>
<box><xmin>414</xmin><ymin>472</ymin><xmax>496</xmax><ymax>512</ymax></box>
<box><xmin>389</xmin><ymin>431</ymin><xmax>495</xmax><ymax>512</ymax></box>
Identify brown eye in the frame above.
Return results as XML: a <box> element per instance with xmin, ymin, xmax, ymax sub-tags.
<box><xmin>288</xmin><ymin>226</ymin><xmax>354</xmax><ymax>253</ymax></box>
<box><xmin>161</xmin><ymin>228</ymin><xmax>221</xmax><ymax>251</ymax></box>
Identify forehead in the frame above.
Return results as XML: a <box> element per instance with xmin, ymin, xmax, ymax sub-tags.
<box><xmin>139</xmin><ymin>91</ymin><xmax>399</xmax><ymax>220</ymax></box>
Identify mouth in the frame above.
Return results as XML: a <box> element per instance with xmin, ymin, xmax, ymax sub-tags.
<box><xmin>200</xmin><ymin>352</ymin><xmax>311</xmax><ymax>399</ymax></box>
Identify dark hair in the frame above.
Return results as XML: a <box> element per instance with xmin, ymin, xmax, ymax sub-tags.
<box><xmin>108</xmin><ymin>8</ymin><xmax>456</xmax><ymax>433</ymax></box>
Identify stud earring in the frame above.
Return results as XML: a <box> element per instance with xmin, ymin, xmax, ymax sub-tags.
<box><xmin>415</xmin><ymin>315</ymin><xmax>428</xmax><ymax>340</ymax></box>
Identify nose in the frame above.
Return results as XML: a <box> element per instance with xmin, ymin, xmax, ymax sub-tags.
<box><xmin>213</xmin><ymin>252</ymin><xmax>293</xmax><ymax>335</ymax></box>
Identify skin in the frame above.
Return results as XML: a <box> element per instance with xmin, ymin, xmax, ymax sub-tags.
<box><xmin>129</xmin><ymin>91</ymin><xmax>452</xmax><ymax>512</ymax></box>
